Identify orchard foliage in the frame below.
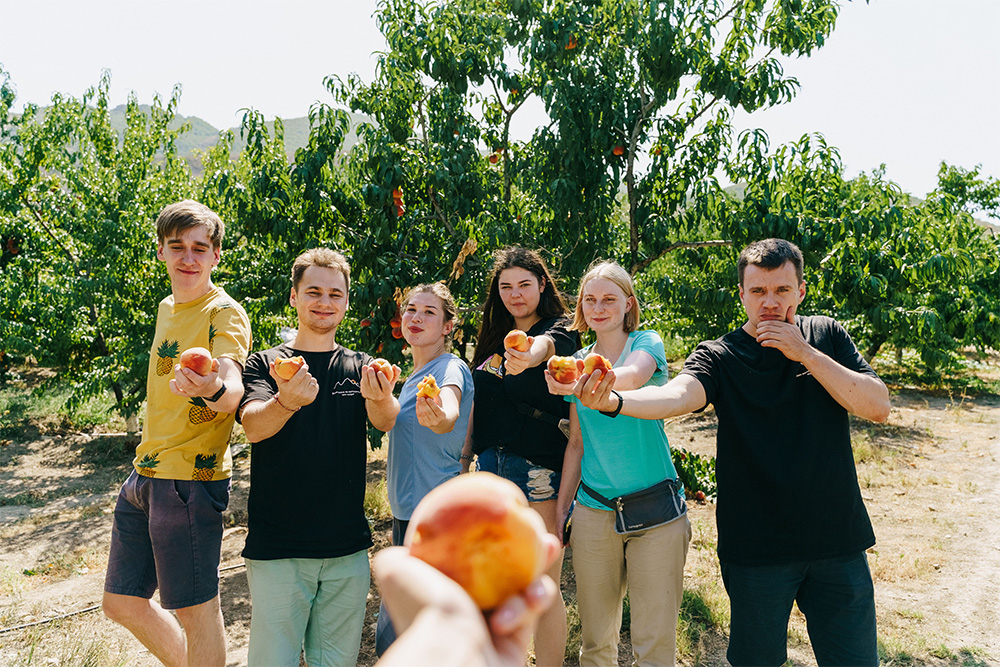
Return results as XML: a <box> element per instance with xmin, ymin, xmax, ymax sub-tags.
<box><xmin>0</xmin><ymin>68</ymin><xmax>192</xmax><ymax>416</ymax></box>
<box><xmin>2</xmin><ymin>0</ymin><xmax>999</xmax><ymax>426</ymax></box>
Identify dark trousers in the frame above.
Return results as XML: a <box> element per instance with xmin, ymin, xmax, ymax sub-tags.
<box><xmin>721</xmin><ymin>551</ymin><xmax>878</xmax><ymax>666</ymax></box>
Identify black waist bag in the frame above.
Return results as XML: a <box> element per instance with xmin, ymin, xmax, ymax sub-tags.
<box><xmin>581</xmin><ymin>478</ymin><xmax>687</xmax><ymax>534</ymax></box>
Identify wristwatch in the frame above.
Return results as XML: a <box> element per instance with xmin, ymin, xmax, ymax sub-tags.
<box><xmin>599</xmin><ymin>390</ymin><xmax>624</xmax><ymax>418</ymax></box>
<box><xmin>206</xmin><ymin>381</ymin><xmax>228</xmax><ymax>403</ymax></box>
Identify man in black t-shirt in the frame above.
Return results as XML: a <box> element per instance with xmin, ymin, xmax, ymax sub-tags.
<box><xmin>577</xmin><ymin>239</ymin><xmax>891</xmax><ymax>667</ymax></box>
<box><xmin>238</xmin><ymin>248</ymin><xmax>400</xmax><ymax>667</ymax></box>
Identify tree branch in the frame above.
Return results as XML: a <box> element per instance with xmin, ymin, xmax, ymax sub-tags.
<box><xmin>629</xmin><ymin>239</ymin><xmax>733</xmax><ymax>275</ymax></box>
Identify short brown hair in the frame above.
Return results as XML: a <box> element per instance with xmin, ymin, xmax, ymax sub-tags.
<box><xmin>571</xmin><ymin>261</ymin><xmax>641</xmax><ymax>333</ymax></box>
<box><xmin>155</xmin><ymin>200</ymin><xmax>225</xmax><ymax>249</ymax></box>
<box><xmin>738</xmin><ymin>238</ymin><xmax>804</xmax><ymax>285</ymax></box>
<box><xmin>291</xmin><ymin>248</ymin><xmax>351</xmax><ymax>291</ymax></box>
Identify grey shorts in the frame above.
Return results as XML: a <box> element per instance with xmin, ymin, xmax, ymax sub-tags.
<box><xmin>104</xmin><ymin>469</ymin><xmax>230</xmax><ymax>609</ymax></box>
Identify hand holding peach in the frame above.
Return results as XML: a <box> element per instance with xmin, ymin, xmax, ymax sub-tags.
<box><xmin>274</xmin><ymin>355</ymin><xmax>305</xmax><ymax>380</ymax></box>
<box><xmin>406</xmin><ymin>472</ymin><xmax>552</xmax><ymax>610</ymax></box>
<box><xmin>179</xmin><ymin>347</ymin><xmax>215</xmax><ymax>376</ymax></box>
<box><xmin>503</xmin><ymin>329</ymin><xmax>530</xmax><ymax>352</ymax></box>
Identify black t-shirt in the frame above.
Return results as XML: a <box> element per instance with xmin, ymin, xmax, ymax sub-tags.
<box><xmin>680</xmin><ymin>315</ymin><xmax>878</xmax><ymax>565</ymax></box>
<box><xmin>238</xmin><ymin>343</ymin><xmax>374</xmax><ymax>560</ymax></box>
<box><xmin>471</xmin><ymin>317</ymin><xmax>579</xmax><ymax>471</ymax></box>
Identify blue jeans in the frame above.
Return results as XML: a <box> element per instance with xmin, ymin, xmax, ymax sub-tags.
<box><xmin>721</xmin><ymin>552</ymin><xmax>877</xmax><ymax>666</ymax></box>
<box><xmin>476</xmin><ymin>447</ymin><xmax>561</xmax><ymax>502</ymax></box>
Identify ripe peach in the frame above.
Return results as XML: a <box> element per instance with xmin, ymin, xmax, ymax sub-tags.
<box><xmin>274</xmin><ymin>355</ymin><xmax>305</xmax><ymax>380</ymax></box>
<box><xmin>612</xmin><ymin>145</ymin><xmax>625</xmax><ymax>156</ymax></box>
<box><xmin>547</xmin><ymin>356</ymin><xmax>579</xmax><ymax>384</ymax></box>
<box><xmin>415</xmin><ymin>374</ymin><xmax>440</xmax><ymax>399</ymax></box>
<box><xmin>582</xmin><ymin>352</ymin><xmax>613</xmax><ymax>376</ymax></box>
<box><xmin>179</xmin><ymin>347</ymin><xmax>213</xmax><ymax>376</ymax></box>
<box><xmin>503</xmin><ymin>329</ymin><xmax>529</xmax><ymax>352</ymax></box>
<box><xmin>407</xmin><ymin>472</ymin><xmax>548</xmax><ymax>610</ymax></box>
<box><xmin>372</xmin><ymin>358</ymin><xmax>394</xmax><ymax>379</ymax></box>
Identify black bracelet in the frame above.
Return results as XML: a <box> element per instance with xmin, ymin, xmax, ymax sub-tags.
<box><xmin>206</xmin><ymin>381</ymin><xmax>228</xmax><ymax>403</ymax></box>
<box><xmin>599</xmin><ymin>390</ymin><xmax>624</xmax><ymax>418</ymax></box>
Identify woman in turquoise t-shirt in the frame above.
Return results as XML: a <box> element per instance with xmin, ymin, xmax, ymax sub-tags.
<box><xmin>546</xmin><ymin>261</ymin><xmax>691</xmax><ymax>667</ymax></box>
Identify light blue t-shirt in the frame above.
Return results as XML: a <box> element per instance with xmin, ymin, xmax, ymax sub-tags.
<box><xmin>570</xmin><ymin>330</ymin><xmax>680</xmax><ymax>511</ymax></box>
<box><xmin>387</xmin><ymin>353</ymin><xmax>474</xmax><ymax>520</ymax></box>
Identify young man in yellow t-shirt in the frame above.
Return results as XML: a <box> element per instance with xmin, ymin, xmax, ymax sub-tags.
<box><xmin>102</xmin><ymin>200</ymin><xmax>251</xmax><ymax>667</ymax></box>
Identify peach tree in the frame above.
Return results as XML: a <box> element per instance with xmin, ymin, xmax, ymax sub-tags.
<box><xmin>0</xmin><ymin>69</ymin><xmax>193</xmax><ymax>419</ymax></box>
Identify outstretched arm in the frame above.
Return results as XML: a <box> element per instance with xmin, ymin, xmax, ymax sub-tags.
<box><xmin>576</xmin><ymin>370</ymin><xmax>707</xmax><ymax>421</ymax></box>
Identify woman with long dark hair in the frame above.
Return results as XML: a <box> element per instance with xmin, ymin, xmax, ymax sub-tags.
<box><xmin>462</xmin><ymin>246</ymin><xmax>579</xmax><ymax>666</ymax></box>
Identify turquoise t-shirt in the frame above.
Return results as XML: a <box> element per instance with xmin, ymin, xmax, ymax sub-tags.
<box><xmin>571</xmin><ymin>330</ymin><xmax>681</xmax><ymax>511</ymax></box>
<box><xmin>387</xmin><ymin>353</ymin><xmax>474</xmax><ymax>520</ymax></box>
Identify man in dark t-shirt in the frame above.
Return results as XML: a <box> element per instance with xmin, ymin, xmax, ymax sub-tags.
<box><xmin>577</xmin><ymin>239</ymin><xmax>891</xmax><ymax>667</ymax></box>
<box><xmin>238</xmin><ymin>248</ymin><xmax>400</xmax><ymax>667</ymax></box>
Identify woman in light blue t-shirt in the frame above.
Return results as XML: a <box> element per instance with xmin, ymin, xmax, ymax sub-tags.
<box><xmin>546</xmin><ymin>261</ymin><xmax>690</xmax><ymax>667</ymax></box>
<box><xmin>375</xmin><ymin>282</ymin><xmax>474</xmax><ymax>656</ymax></box>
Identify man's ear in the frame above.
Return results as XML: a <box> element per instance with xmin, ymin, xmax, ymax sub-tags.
<box><xmin>289</xmin><ymin>287</ymin><xmax>297</xmax><ymax>307</ymax></box>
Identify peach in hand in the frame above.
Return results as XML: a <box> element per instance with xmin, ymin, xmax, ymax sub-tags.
<box><xmin>503</xmin><ymin>329</ymin><xmax>530</xmax><ymax>352</ymax></box>
<box><xmin>547</xmin><ymin>356</ymin><xmax>580</xmax><ymax>384</ymax></box>
<box><xmin>372</xmin><ymin>358</ymin><xmax>394</xmax><ymax>379</ymax></box>
<box><xmin>274</xmin><ymin>355</ymin><xmax>306</xmax><ymax>380</ymax></box>
<box><xmin>582</xmin><ymin>352</ymin><xmax>613</xmax><ymax>376</ymax></box>
<box><xmin>179</xmin><ymin>347</ymin><xmax>213</xmax><ymax>376</ymax></box>
<box><xmin>416</xmin><ymin>375</ymin><xmax>440</xmax><ymax>398</ymax></box>
<box><xmin>406</xmin><ymin>472</ymin><xmax>548</xmax><ymax>610</ymax></box>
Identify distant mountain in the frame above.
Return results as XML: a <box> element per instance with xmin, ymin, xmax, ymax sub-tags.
<box><xmin>104</xmin><ymin>105</ymin><xmax>366</xmax><ymax>176</ymax></box>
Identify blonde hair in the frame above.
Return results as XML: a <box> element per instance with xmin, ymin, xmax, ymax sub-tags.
<box><xmin>571</xmin><ymin>261</ymin><xmax>641</xmax><ymax>333</ymax></box>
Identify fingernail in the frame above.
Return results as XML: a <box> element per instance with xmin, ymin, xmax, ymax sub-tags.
<box><xmin>493</xmin><ymin>605</ymin><xmax>516</xmax><ymax>628</ymax></box>
<box><xmin>526</xmin><ymin>579</ymin><xmax>547</xmax><ymax>601</ymax></box>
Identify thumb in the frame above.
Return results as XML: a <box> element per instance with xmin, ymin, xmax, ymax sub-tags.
<box><xmin>785</xmin><ymin>306</ymin><xmax>795</xmax><ymax>324</ymax></box>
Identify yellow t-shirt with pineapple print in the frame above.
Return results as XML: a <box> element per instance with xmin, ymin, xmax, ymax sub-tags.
<box><xmin>133</xmin><ymin>286</ymin><xmax>251</xmax><ymax>481</ymax></box>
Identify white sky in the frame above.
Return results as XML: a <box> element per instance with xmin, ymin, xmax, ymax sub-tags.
<box><xmin>1</xmin><ymin>0</ymin><xmax>997</xmax><ymax>199</ymax></box>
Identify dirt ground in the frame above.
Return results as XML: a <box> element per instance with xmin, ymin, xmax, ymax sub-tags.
<box><xmin>1</xmin><ymin>382</ymin><xmax>998</xmax><ymax>666</ymax></box>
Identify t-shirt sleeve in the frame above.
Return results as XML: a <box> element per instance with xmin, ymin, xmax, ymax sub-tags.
<box><xmin>678</xmin><ymin>343</ymin><xmax>716</xmax><ymax>411</ymax></box>
<box><xmin>440</xmin><ymin>357</ymin><xmax>472</xmax><ymax>395</ymax></box>
<box><xmin>828</xmin><ymin>319</ymin><xmax>879</xmax><ymax>378</ymax></box>
<box><xmin>238</xmin><ymin>351</ymin><xmax>276</xmax><ymax>421</ymax></box>
<box><xmin>631</xmin><ymin>330</ymin><xmax>669</xmax><ymax>378</ymax></box>
<box><xmin>540</xmin><ymin>318</ymin><xmax>579</xmax><ymax>356</ymax></box>
<box><xmin>212</xmin><ymin>306</ymin><xmax>252</xmax><ymax>366</ymax></box>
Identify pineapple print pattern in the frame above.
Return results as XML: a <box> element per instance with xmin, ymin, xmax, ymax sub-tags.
<box><xmin>192</xmin><ymin>453</ymin><xmax>218</xmax><ymax>481</ymax></box>
<box><xmin>156</xmin><ymin>340</ymin><xmax>179</xmax><ymax>376</ymax></box>
<box><xmin>136</xmin><ymin>452</ymin><xmax>160</xmax><ymax>478</ymax></box>
<box><xmin>188</xmin><ymin>397</ymin><xmax>218</xmax><ymax>424</ymax></box>
<box><xmin>208</xmin><ymin>303</ymin><xmax>231</xmax><ymax>355</ymax></box>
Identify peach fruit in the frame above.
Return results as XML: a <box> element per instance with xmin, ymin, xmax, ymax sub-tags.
<box><xmin>274</xmin><ymin>355</ymin><xmax>305</xmax><ymax>380</ymax></box>
<box><xmin>582</xmin><ymin>352</ymin><xmax>613</xmax><ymax>376</ymax></box>
<box><xmin>504</xmin><ymin>329</ymin><xmax>530</xmax><ymax>352</ymax></box>
<box><xmin>372</xmin><ymin>358</ymin><xmax>394</xmax><ymax>379</ymax></box>
<box><xmin>547</xmin><ymin>356</ymin><xmax>580</xmax><ymax>384</ymax></box>
<box><xmin>179</xmin><ymin>347</ymin><xmax>213</xmax><ymax>376</ymax></box>
<box><xmin>407</xmin><ymin>472</ymin><xmax>548</xmax><ymax>610</ymax></box>
<box><xmin>416</xmin><ymin>374</ymin><xmax>440</xmax><ymax>399</ymax></box>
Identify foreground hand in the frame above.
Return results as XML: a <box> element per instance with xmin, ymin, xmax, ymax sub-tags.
<box><xmin>373</xmin><ymin>540</ymin><xmax>560</xmax><ymax>667</ymax></box>
<box><xmin>170</xmin><ymin>358</ymin><xmax>220</xmax><ymax>398</ymax></box>
<box><xmin>575</xmin><ymin>369</ymin><xmax>618</xmax><ymax>413</ymax></box>
<box><xmin>755</xmin><ymin>306</ymin><xmax>810</xmax><ymax>362</ymax></box>
<box><xmin>362</xmin><ymin>363</ymin><xmax>400</xmax><ymax>401</ymax></box>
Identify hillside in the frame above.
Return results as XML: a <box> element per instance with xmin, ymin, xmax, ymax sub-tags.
<box><xmin>104</xmin><ymin>105</ymin><xmax>365</xmax><ymax>176</ymax></box>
